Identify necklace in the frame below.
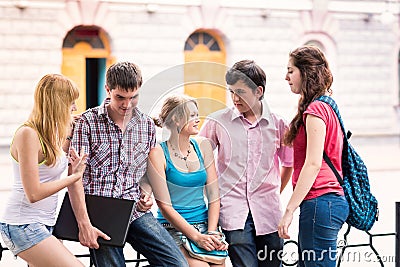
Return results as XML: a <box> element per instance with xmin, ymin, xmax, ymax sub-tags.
<box><xmin>169</xmin><ymin>141</ymin><xmax>191</xmax><ymax>168</ymax></box>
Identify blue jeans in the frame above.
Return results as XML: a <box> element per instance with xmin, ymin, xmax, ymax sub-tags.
<box><xmin>298</xmin><ymin>193</ymin><xmax>349</xmax><ymax>267</ymax></box>
<box><xmin>89</xmin><ymin>212</ymin><xmax>188</xmax><ymax>267</ymax></box>
<box><xmin>223</xmin><ymin>213</ymin><xmax>283</xmax><ymax>267</ymax></box>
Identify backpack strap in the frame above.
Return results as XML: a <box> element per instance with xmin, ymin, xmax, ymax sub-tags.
<box><xmin>315</xmin><ymin>96</ymin><xmax>353</xmax><ymax>139</ymax></box>
<box><xmin>323</xmin><ymin>152</ymin><xmax>344</xmax><ymax>186</ymax></box>
<box><xmin>315</xmin><ymin>95</ymin><xmax>346</xmax><ymax>135</ymax></box>
<box><xmin>315</xmin><ymin>95</ymin><xmax>349</xmax><ymax>186</ymax></box>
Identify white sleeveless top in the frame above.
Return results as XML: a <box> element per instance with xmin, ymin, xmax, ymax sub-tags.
<box><xmin>1</xmin><ymin>141</ymin><xmax>68</xmax><ymax>226</ymax></box>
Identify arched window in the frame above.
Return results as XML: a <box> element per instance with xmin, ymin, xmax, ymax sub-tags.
<box><xmin>304</xmin><ymin>40</ymin><xmax>325</xmax><ymax>52</ymax></box>
<box><xmin>183</xmin><ymin>30</ymin><xmax>227</xmax><ymax>119</ymax></box>
<box><xmin>62</xmin><ymin>26</ymin><xmax>115</xmax><ymax>112</ymax></box>
<box><xmin>184</xmin><ymin>32</ymin><xmax>221</xmax><ymax>51</ymax></box>
<box><xmin>63</xmin><ymin>26</ymin><xmax>105</xmax><ymax>49</ymax></box>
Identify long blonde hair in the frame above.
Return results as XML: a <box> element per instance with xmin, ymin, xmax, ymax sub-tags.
<box><xmin>25</xmin><ymin>74</ymin><xmax>79</xmax><ymax>166</ymax></box>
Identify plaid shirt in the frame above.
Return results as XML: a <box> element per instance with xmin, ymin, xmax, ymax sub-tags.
<box><xmin>71</xmin><ymin>98</ymin><xmax>156</xmax><ymax>221</ymax></box>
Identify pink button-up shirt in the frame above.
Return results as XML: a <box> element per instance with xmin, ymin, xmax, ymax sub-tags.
<box><xmin>199</xmin><ymin>103</ymin><xmax>293</xmax><ymax>235</ymax></box>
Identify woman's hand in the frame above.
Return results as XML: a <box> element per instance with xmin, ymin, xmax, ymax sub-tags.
<box><xmin>207</xmin><ymin>231</ymin><xmax>229</xmax><ymax>251</ymax></box>
<box><xmin>69</xmin><ymin>147</ymin><xmax>88</xmax><ymax>180</ymax></box>
<box><xmin>278</xmin><ymin>209</ymin><xmax>294</xmax><ymax>239</ymax></box>
<box><xmin>194</xmin><ymin>233</ymin><xmax>224</xmax><ymax>251</ymax></box>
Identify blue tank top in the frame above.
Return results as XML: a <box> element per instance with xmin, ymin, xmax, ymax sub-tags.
<box><xmin>157</xmin><ymin>138</ymin><xmax>208</xmax><ymax>224</ymax></box>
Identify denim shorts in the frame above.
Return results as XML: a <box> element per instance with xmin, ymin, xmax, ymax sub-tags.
<box><xmin>161</xmin><ymin>222</ymin><xmax>207</xmax><ymax>246</ymax></box>
<box><xmin>0</xmin><ymin>222</ymin><xmax>53</xmax><ymax>256</ymax></box>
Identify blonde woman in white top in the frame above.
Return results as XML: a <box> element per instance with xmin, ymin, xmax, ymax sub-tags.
<box><xmin>0</xmin><ymin>74</ymin><xmax>87</xmax><ymax>267</ymax></box>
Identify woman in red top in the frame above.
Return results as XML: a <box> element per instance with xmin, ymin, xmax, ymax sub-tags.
<box><xmin>278</xmin><ymin>46</ymin><xmax>349</xmax><ymax>266</ymax></box>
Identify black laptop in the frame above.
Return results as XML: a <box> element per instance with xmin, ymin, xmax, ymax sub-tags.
<box><xmin>53</xmin><ymin>192</ymin><xmax>135</xmax><ymax>247</ymax></box>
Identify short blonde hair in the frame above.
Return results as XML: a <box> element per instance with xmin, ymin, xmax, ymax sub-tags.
<box><xmin>26</xmin><ymin>74</ymin><xmax>79</xmax><ymax>166</ymax></box>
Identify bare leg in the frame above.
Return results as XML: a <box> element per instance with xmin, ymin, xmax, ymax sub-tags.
<box><xmin>18</xmin><ymin>235</ymin><xmax>84</xmax><ymax>267</ymax></box>
<box><xmin>180</xmin><ymin>246</ymin><xmax>213</xmax><ymax>267</ymax></box>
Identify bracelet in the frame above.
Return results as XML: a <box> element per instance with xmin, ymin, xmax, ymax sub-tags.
<box><xmin>207</xmin><ymin>230</ymin><xmax>227</xmax><ymax>244</ymax></box>
<box><xmin>207</xmin><ymin>231</ymin><xmax>221</xmax><ymax>235</ymax></box>
<box><xmin>66</xmin><ymin>136</ymin><xmax>73</xmax><ymax>141</ymax></box>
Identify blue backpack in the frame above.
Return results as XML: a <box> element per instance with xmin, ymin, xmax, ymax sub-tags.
<box><xmin>316</xmin><ymin>95</ymin><xmax>379</xmax><ymax>231</ymax></box>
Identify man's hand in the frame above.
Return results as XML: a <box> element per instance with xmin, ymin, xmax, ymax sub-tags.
<box><xmin>78</xmin><ymin>223</ymin><xmax>111</xmax><ymax>249</ymax></box>
<box><xmin>136</xmin><ymin>193</ymin><xmax>153</xmax><ymax>212</ymax></box>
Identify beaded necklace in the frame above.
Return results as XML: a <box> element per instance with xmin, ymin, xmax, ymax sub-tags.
<box><xmin>168</xmin><ymin>141</ymin><xmax>191</xmax><ymax>168</ymax></box>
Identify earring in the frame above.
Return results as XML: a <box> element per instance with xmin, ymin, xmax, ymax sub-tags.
<box><xmin>177</xmin><ymin>126</ymin><xmax>180</xmax><ymax>133</ymax></box>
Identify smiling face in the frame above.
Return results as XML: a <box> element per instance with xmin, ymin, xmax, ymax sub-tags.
<box><xmin>178</xmin><ymin>101</ymin><xmax>200</xmax><ymax>135</ymax></box>
<box><xmin>285</xmin><ymin>58</ymin><xmax>302</xmax><ymax>94</ymax></box>
<box><xmin>106</xmin><ymin>86</ymin><xmax>139</xmax><ymax>119</ymax></box>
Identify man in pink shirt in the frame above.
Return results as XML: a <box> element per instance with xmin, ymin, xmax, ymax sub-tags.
<box><xmin>199</xmin><ymin>60</ymin><xmax>293</xmax><ymax>267</ymax></box>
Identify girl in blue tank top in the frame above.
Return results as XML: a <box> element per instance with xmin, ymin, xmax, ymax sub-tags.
<box><xmin>144</xmin><ymin>95</ymin><xmax>228</xmax><ymax>266</ymax></box>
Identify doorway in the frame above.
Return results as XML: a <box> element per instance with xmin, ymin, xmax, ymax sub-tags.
<box><xmin>86</xmin><ymin>58</ymin><xmax>106</xmax><ymax>109</ymax></box>
<box><xmin>62</xmin><ymin>26</ymin><xmax>115</xmax><ymax>113</ymax></box>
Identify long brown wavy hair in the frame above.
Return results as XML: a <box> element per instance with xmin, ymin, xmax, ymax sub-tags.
<box><xmin>284</xmin><ymin>46</ymin><xmax>333</xmax><ymax>146</ymax></box>
<box><xmin>25</xmin><ymin>74</ymin><xmax>79</xmax><ymax>166</ymax></box>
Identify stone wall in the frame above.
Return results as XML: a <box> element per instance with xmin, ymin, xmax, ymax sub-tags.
<box><xmin>0</xmin><ymin>0</ymin><xmax>399</xmax><ymax>145</ymax></box>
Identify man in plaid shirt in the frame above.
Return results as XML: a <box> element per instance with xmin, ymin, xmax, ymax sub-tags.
<box><xmin>68</xmin><ymin>62</ymin><xmax>187</xmax><ymax>266</ymax></box>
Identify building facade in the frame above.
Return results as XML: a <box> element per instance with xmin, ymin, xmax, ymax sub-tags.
<box><xmin>0</xmin><ymin>0</ymin><xmax>399</xmax><ymax>145</ymax></box>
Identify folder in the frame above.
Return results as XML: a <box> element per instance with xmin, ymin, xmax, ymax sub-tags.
<box><xmin>53</xmin><ymin>192</ymin><xmax>135</xmax><ymax>247</ymax></box>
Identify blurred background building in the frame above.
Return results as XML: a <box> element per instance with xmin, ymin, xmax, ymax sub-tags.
<box><xmin>0</xmin><ymin>0</ymin><xmax>399</xmax><ymax>145</ymax></box>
